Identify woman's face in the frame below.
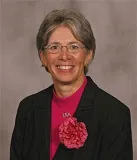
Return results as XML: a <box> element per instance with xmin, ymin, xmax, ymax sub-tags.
<box><xmin>40</xmin><ymin>26</ymin><xmax>92</xmax><ymax>85</ymax></box>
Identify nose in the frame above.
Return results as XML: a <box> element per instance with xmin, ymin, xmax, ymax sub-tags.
<box><xmin>58</xmin><ymin>46</ymin><xmax>71</xmax><ymax>61</ymax></box>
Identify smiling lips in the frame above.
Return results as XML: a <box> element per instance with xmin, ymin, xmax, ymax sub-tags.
<box><xmin>57</xmin><ymin>65</ymin><xmax>74</xmax><ymax>70</ymax></box>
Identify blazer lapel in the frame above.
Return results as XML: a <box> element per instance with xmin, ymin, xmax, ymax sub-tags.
<box><xmin>53</xmin><ymin>77</ymin><xmax>98</xmax><ymax>160</ymax></box>
<box><xmin>34</xmin><ymin>85</ymin><xmax>53</xmax><ymax>160</ymax></box>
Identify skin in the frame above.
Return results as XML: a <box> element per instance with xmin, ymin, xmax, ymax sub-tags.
<box><xmin>40</xmin><ymin>26</ymin><xmax>93</xmax><ymax>97</ymax></box>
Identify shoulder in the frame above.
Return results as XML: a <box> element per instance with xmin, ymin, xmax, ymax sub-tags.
<box><xmin>96</xmin><ymin>87</ymin><xmax>129</xmax><ymax>112</ymax></box>
<box><xmin>16</xmin><ymin>85</ymin><xmax>53</xmax><ymax>117</ymax></box>
<box><xmin>95</xmin><ymin>86</ymin><xmax>131</xmax><ymax>124</ymax></box>
<box><xmin>86</xmin><ymin>76</ymin><xmax>130</xmax><ymax>122</ymax></box>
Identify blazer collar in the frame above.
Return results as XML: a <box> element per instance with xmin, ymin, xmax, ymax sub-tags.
<box><xmin>76</xmin><ymin>76</ymin><xmax>97</xmax><ymax>111</ymax></box>
<box><xmin>34</xmin><ymin>85</ymin><xmax>53</xmax><ymax>160</ymax></box>
<box><xmin>34</xmin><ymin>76</ymin><xmax>98</xmax><ymax>160</ymax></box>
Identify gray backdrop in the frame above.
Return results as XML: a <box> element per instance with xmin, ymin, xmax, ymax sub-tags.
<box><xmin>0</xmin><ymin>0</ymin><xmax>137</xmax><ymax>159</ymax></box>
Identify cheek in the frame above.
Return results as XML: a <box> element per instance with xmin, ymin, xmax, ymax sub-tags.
<box><xmin>46</xmin><ymin>55</ymin><xmax>57</xmax><ymax>68</ymax></box>
<box><xmin>76</xmin><ymin>55</ymin><xmax>86</xmax><ymax>66</ymax></box>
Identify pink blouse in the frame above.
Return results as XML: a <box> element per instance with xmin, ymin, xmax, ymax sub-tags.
<box><xmin>50</xmin><ymin>77</ymin><xmax>87</xmax><ymax>160</ymax></box>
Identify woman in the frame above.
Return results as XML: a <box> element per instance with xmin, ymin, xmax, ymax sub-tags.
<box><xmin>10</xmin><ymin>9</ymin><xmax>133</xmax><ymax>160</ymax></box>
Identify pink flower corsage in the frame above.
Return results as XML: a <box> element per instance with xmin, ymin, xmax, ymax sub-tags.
<box><xmin>59</xmin><ymin>117</ymin><xmax>88</xmax><ymax>149</ymax></box>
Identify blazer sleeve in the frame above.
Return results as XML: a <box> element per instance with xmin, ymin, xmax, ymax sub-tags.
<box><xmin>10</xmin><ymin>98</ymin><xmax>31</xmax><ymax>160</ymax></box>
<box><xmin>98</xmin><ymin>107</ymin><xmax>133</xmax><ymax>160</ymax></box>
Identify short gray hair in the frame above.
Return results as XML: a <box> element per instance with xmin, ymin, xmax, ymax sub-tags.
<box><xmin>36</xmin><ymin>9</ymin><xmax>96</xmax><ymax>74</ymax></box>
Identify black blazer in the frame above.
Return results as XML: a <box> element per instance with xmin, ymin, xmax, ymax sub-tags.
<box><xmin>10</xmin><ymin>77</ymin><xmax>133</xmax><ymax>160</ymax></box>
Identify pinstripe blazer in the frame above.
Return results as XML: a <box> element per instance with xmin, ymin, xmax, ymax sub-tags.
<box><xmin>10</xmin><ymin>77</ymin><xmax>133</xmax><ymax>160</ymax></box>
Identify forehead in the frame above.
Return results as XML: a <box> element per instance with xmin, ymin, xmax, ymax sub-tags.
<box><xmin>48</xmin><ymin>26</ymin><xmax>78</xmax><ymax>44</ymax></box>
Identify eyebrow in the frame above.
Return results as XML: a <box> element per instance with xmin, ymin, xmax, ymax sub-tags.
<box><xmin>48</xmin><ymin>41</ymin><xmax>81</xmax><ymax>45</ymax></box>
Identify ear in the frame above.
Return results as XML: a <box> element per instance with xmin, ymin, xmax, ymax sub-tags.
<box><xmin>39</xmin><ymin>51</ymin><xmax>47</xmax><ymax>67</ymax></box>
<box><xmin>85</xmin><ymin>50</ymin><xmax>93</xmax><ymax>66</ymax></box>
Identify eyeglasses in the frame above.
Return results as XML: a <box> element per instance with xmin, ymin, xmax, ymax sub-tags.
<box><xmin>44</xmin><ymin>42</ymin><xmax>85</xmax><ymax>54</ymax></box>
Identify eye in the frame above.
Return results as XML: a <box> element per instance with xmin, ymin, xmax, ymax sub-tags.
<box><xmin>49</xmin><ymin>44</ymin><xmax>60</xmax><ymax>50</ymax></box>
<box><xmin>69</xmin><ymin>44</ymin><xmax>80</xmax><ymax>50</ymax></box>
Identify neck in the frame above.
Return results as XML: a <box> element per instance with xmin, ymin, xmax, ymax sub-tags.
<box><xmin>53</xmin><ymin>76</ymin><xmax>85</xmax><ymax>98</ymax></box>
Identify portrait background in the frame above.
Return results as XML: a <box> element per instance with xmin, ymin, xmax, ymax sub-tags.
<box><xmin>0</xmin><ymin>0</ymin><xmax>137</xmax><ymax>159</ymax></box>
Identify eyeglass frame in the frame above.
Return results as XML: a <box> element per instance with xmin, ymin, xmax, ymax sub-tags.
<box><xmin>44</xmin><ymin>42</ymin><xmax>85</xmax><ymax>54</ymax></box>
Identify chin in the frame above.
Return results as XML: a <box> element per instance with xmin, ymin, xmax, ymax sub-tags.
<box><xmin>50</xmin><ymin>69</ymin><xmax>84</xmax><ymax>84</ymax></box>
<box><xmin>53</xmin><ymin>74</ymin><xmax>82</xmax><ymax>85</ymax></box>
<box><xmin>58</xmin><ymin>77</ymin><xmax>75</xmax><ymax>84</ymax></box>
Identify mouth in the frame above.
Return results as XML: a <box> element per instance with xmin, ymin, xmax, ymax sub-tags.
<box><xmin>56</xmin><ymin>65</ymin><xmax>74</xmax><ymax>71</ymax></box>
<box><xmin>57</xmin><ymin>65</ymin><xmax>73</xmax><ymax>69</ymax></box>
